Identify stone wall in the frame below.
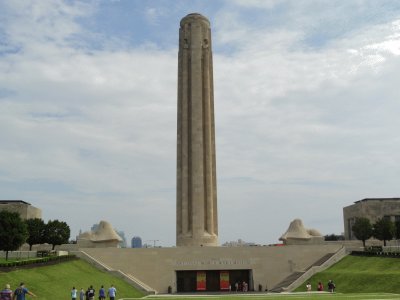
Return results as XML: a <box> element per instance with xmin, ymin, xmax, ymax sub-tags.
<box><xmin>0</xmin><ymin>201</ymin><xmax>42</xmax><ymax>220</ymax></box>
<box><xmin>80</xmin><ymin>244</ymin><xmax>343</xmax><ymax>294</ymax></box>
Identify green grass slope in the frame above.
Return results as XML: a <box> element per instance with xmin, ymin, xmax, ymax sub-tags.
<box><xmin>0</xmin><ymin>259</ymin><xmax>144</xmax><ymax>300</ymax></box>
<box><xmin>295</xmin><ymin>255</ymin><xmax>400</xmax><ymax>293</ymax></box>
<box><xmin>3</xmin><ymin>255</ymin><xmax>400</xmax><ymax>299</ymax></box>
<box><xmin>148</xmin><ymin>294</ymin><xmax>400</xmax><ymax>300</ymax></box>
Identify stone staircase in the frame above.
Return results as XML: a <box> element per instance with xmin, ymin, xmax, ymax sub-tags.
<box><xmin>305</xmin><ymin>253</ymin><xmax>335</xmax><ymax>271</ymax></box>
<box><xmin>269</xmin><ymin>247</ymin><xmax>346</xmax><ymax>293</ymax></box>
<box><xmin>74</xmin><ymin>250</ymin><xmax>156</xmax><ymax>294</ymax></box>
<box><xmin>269</xmin><ymin>272</ymin><xmax>305</xmax><ymax>292</ymax></box>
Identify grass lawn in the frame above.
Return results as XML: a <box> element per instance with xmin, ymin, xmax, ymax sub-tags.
<box><xmin>145</xmin><ymin>293</ymin><xmax>400</xmax><ymax>300</ymax></box>
<box><xmin>0</xmin><ymin>259</ymin><xmax>144</xmax><ymax>300</ymax></box>
<box><xmin>2</xmin><ymin>255</ymin><xmax>400</xmax><ymax>300</ymax></box>
<box><xmin>294</xmin><ymin>255</ymin><xmax>400</xmax><ymax>294</ymax></box>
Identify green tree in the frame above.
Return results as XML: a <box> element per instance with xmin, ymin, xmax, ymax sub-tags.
<box><xmin>373</xmin><ymin>218</ymin><xmax>395</xmax><ymax>246</ymax></box>
<box><xmin>324</xmin><ymin>233</ymin><xmax>345</xmax><ymax>241</ymax></box>
<box><xmin>395</xmin><ymin>220</ymin><xmax>400</xmax><ymax>240</ymax></box>
<box><xmin>43</xmin><ymin>220</ymin><xmax>70</xmax><ymax>250</ymax></box>
<box><xmin>352</xmin><ymin>217</ymin><xmax>373</xmax><ymax>247</ymax></box>
<box><xmin>0</xmin><ymin>211</ymin><xmax>28</xmax><ymax>260</ymax></box>
<box><xmin>25</xmin><ymin>218</ymin><xmax>46</xmax><ymax>250</ymax></box>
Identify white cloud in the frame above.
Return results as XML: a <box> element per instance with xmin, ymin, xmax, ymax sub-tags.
<box><xmin>212</xmin><ymin>4</ymin><xmax>400</xmax><ymax>243</ymax></box>
<box><xmin>230</xmin><ymin>0</ymin><xmax>281</xmax><ymax>9</ymax></box>
<box><xmin>144</xmin><ymin>6</ymin><xmax>168</xmax><ymax>26</ymax></box>
<box><xmin>2</xmin><ymin>1</ymin><xmax>92</xmax><ymax>48</ymax></box>
<box><xmin>1</xmin><ymin>0</ymin><xmax>400</xmax><ymax>245</ymax></box>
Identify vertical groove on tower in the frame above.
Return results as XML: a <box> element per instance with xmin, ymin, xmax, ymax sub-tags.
<box><xmin>176</xmin><ymin>38</ymin><xmax>182</xmax><ymax>236</ymax></box>
<box><xmin>176</xmin><ymin>13</ymin><xmax>218</xmax><ymax>247</ymax></box>
<box><xmin>187</xmin><ymin>31</ymin><xmax>193</xmax><ymax>233</ymax></box>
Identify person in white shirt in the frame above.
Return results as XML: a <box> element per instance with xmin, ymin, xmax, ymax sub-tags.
<box><xmin>107</xmin><ymin>285</ymin><xmax>116</xmax><ymax>300</ymax></box>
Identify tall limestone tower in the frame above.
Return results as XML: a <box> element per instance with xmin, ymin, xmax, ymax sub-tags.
<box><xmin>176</xmin><ymin>13</ymin><xmax>218</xmax><ymax>247</ymax></box>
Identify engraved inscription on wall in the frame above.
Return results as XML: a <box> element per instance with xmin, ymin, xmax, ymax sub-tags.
<box><xmin>175</xmin><ymin>258</ymin><xmax>252</xmax><ymax>266</ymax></box>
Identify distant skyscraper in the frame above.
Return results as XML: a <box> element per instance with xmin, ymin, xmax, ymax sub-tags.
<box><xmin>131</xmin><ymin>236</ymin><xmax>142</xmax><ymax>248</ymax></box>
<box><xmin>117</xmin><ymin>230</ymin><xmax>127</xmax><ymax>248</ymax></box>
<box><xmin>176</xmin><ymin>13</ymin><xmax>218</xmax><ymax>247</ymax></box>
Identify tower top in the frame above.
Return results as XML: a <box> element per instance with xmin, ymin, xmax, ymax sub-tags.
<box><xmin>180</xmin><ymin>13</ymin><xmax>210</xmax><ymax>27</ymax></box>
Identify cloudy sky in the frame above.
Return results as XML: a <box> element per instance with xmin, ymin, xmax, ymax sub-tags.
<box><xmin>1</xmin><ymin>0</ymin><xmax>400</xmax><ymax>247</ymax></box>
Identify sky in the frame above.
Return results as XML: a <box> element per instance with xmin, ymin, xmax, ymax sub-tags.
<box><xmin>1</xmin><ymin>0</ymin><xmax>400</xmax><ymax>247</ymax></box>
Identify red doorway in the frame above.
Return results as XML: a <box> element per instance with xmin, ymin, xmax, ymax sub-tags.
<box><xmin>176</xmin><ymin>269</ymin><xmax>251</xmax><ymax>292</ymax></box>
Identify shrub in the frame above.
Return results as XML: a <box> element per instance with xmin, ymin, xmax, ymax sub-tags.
<box><xmin>0</xmin><ymin>254</ymin><xmax>76</xmax><ymax>269</ymax></box>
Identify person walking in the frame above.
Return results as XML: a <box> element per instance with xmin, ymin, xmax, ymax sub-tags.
<box><xmin>107</xmin><ymin>285</ymin><xmax>117</xmax><ymax>300</ymax></box>
<box><xmin>87</xmin><ymin>286</ymin><xmax>95</xmax><ymax>300</ymax></box>
<box><xmin>1</xmin><ymin>284</ymin><xmax>13</xmax><ymax>300</ymax></box>
<box><xmin>98</xmin><ymin>286</ymin><xmax>105</xmax><ymax>300</ymax></box>
<box><xmin>85</xmin><ymin>287</ymin><xmax>89</xmax><ymax>300</ymax></box>
<box><xmin>79</xmin><ymin>288</ymin><xmax>85</xmax><ymax>300</ymax></box>
<box><xmin>306</xmin><ymin>282</ymin><xmax>311</xmax><ymax>292</ymax></box>
<box><xmin>13</xmin><ymin>283</ymin><xmax>36</xmax><ymax>300</ymax></box>
<box><xmin>71</xmin><ymin>286</ymin><xmax>77</xmax><ymax>300</ymax></box>
<box><xmin>327</xmin><ymin>280</ymin><xmax>336</xmax><ymax>293</ymax></box>
<box><xmin>242</xmin><ymin>281</ymin><xmax>248</xmax><ymax>292</ymax></box>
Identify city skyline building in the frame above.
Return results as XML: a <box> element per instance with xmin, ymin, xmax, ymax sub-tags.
<box><xmin>117</xmin><ymin>230</ymin><xmax>127</xmax><ymax>248</ymax></box>
<box><xmin>131</xmin><ymin>236</ymin><xmax>142</xmax><ymax>248</ymax></box>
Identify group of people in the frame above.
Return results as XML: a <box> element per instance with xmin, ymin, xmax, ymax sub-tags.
<box><xmin>0</xmin><ymin>283</ymin><xmax>36</xmax><ymax>300</ymax></box>
<box><xmin>233</xmin><ymin>281</ymin><xmax>248</xmax><ymax>292</ymax></box>
<box><xmin>71</xmin><ymin>285</ymin><xmax>117</xmax><ymax>300</ymax></box>
<box><xmin>306</xmin><ymin>280</ymin><xmax>336</xmax><ymax>293</ymax></box>
<box><xmin>0</xmin><ymin>282</ymin><xmax>118</xmax><ymax>300</ymax></box>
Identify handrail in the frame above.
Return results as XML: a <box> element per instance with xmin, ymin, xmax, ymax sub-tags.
<box><xmin>75</xmin><ymin>251</ymin><xmax>156</xmax><ymax>294</ymax></box>
<box><xmin>122</xmin><ymin>271</ymin><xmax>155</xmax><ymax>293</ymax></box>
<box><xmin>282</xmin><ymin>246</ymin><xmax>347</xmax><ymax>292</ymax></box>
<box><xmin>78</xmin><ymin>251</ymin><xmax>113</xmax><ymax>271</ymax></box>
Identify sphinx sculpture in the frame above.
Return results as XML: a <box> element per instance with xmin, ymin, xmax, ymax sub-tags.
<box><xmin>279</xmin><ymin>218</ymin><xmax>324</xmax><ymax>245</ymax></box>
<box><xmin>77</xmin><ymin>220</ymin><xmax>122</xmax><ymax>248</ymax></box>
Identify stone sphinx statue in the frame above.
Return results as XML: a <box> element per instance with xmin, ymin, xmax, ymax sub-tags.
<box><xmin>77</xmin><ymin>220</ymin><xmax>122</xmax><ymax>248</ymax></box>
<box><xmin>279</xmin><ymin>218</ymin><xmax>324</xmax><ymax>245</ymax></box>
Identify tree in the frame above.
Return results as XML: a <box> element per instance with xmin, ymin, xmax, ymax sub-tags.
<box><xmin>25</xmin><ymin>218</ymin><xmax>46</xmax><ymax>250</ymax></box>
<box><xmin>373</xmin><ymin>218</ymin><xmax>395</xmax><ymax>246</ymax></box>
<box><xmin>0</xmin><ymin>211</ymin><xmax>28</xmax><ymax>260</ymax></box>
<box><xmin>43</xmin><ymin>220</ymin><xmax>70</xmax><ymax>250</ymax></box>
<box><xmin>395</xmin><ymin>220</ymin><xmax>400</xmax><ymax>240</ymax></box>
<box><xmin>352</xmin><ymin>217</ymin><xmax>373</xmax><ymax>247</ymax></box>
<box><xmin>324</xmin><ymin>234</ymin><xmax>345</xmax><ymax>241</ymax></box>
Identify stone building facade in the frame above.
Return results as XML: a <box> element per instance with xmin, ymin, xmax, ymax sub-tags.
<box><xmin>343</xmin><ymin>198</ymin><xmax>400</xmax><ymax>240</ymax></box>
<box><xmin>79</xmin><ymin>243</ymin><xmax>343</xmax><ymax>293</ymax></box>
<box><xmin>0</xmin><ymin>200</ymin><xmax>42</xmax><ymax>220</ymax></box>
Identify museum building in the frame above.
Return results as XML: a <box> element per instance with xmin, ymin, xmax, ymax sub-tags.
<box><xmin>343</xmin><ymin>198</ymin><xmax>400</xmax><ymax>240</ymax></box>
<box><xmin>0</xmin><ymin>200</ymin><xmax>42</xmax><ymax>219</ymax></box>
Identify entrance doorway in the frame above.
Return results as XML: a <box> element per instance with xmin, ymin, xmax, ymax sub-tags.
<box><xmin>176</xmin><ymin>269</ymin><xmax>251</xmax><ymax>292</ymax></box>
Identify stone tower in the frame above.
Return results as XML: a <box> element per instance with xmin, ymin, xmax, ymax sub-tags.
<box><xmin>176</xmin><ymin>13</ymin><xmax>218</xmax><ymax>247</ymax></box>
